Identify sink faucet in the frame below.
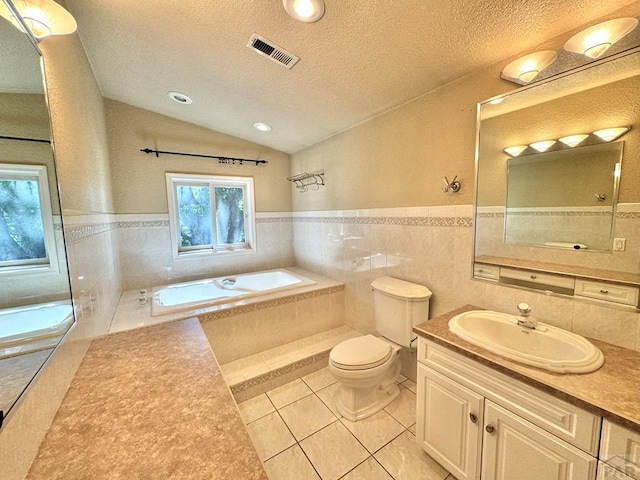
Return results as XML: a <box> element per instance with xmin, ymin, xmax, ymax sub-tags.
<box><xmin>516</xmin><ymin>302</ymin><xmax>537</xmax><ymax>329</ymax></box>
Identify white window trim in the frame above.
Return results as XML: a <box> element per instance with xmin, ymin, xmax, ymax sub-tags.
<box><xmin>166</xmin><ymin>173</ymin><xmax>257</xmax><ymax>260</ymax></box>
<box><xmin>0</xmin><ymin>163</ymin><xmax>60</xmax><ymax>276</ymax></box>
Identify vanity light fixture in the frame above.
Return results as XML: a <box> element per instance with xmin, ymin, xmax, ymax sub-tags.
<box><xmin>253</xmin><ymin>122</ymin><xmax>272</xmax><ymax>132</ymax></box>
<box><xmin>558</xmin><ymin>134</ymin><xmax>589</xmax><ymax>147</ymax></box>
<box><xmin>501</xmin><ymin>51</ymin><xmax>558</xmax><ymax>83</ymax></box>
<box><xmin>168</xmin><ymin>91</ymin><xmax>192</xmax><ymax>104</ymax></box>
<box><xmin>0</xmin><ymin>0</ymin><xmax>76</xmax><ymax>39</ymax></box>
<box><xmin>592</xmin><ymin>126</ymin><xmax>631</xmax><ymax>142</ymax></box>
<box><xmin>564</xmin><ymin>18</ymin><xmax>638</xmax><ymax>59</ymax></box>
<box><xmin>503</xmin><ymin>145</ymin><xmax>528</xmax><ymax>157</ymax></box>
<box><xmin>529</xmin><ymin>140</ymin><xmax>557</xmax><ymax>152</ymax></box>
<box><xmin>282</xmin><ymin>0</ymin><xmax>325</xmax><ymax>23</ymax></box>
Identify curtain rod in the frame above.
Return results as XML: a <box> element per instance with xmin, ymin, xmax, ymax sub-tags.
<box><xmin>0</xmin><ymin>135</ymin><xmax>51</xmax><ymax>144</ymax></box>
<box><xmin>140</xmin><ymin>148</ymin><xmax>268</xmax><ymax>165</ymax></box>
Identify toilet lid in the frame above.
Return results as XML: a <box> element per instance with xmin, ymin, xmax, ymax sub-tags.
<box><xmin>330</xmin><ymin>335</ymin><xmax>392</xmax><ymax>370</ymax></box>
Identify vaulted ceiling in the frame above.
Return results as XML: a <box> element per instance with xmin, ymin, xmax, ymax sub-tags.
<box><xmin>65</xmin><ymin>0</ymin><xmax>639</xmax><ymax>153</ymax></box>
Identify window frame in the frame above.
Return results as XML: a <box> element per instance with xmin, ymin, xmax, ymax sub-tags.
<box><xmin>0</xmin><ymin>163</ymin><xmax>59</xmax><ymax>276</ymax></box>
<box><xmin>166</xmin><ymin>173</ymin><xmax>256</xmax><ymax>259</ymax></box>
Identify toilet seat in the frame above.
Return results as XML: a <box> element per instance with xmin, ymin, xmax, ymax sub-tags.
<box><xmin>329</xmin><ymin>335</ymin><xmax>393</xmax><ymax>371</ymax></box>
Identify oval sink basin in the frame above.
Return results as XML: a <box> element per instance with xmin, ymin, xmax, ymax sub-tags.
<box><xmin>448</xmin><ymin>310</ymin><xmax>604</xmax><ymax>373</ymax></box>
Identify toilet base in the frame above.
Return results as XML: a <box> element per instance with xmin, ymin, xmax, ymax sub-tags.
<box><xmin>334</xmin><ymin>380</ymin><xmax>401</xmax><ymax>422</ymax></box>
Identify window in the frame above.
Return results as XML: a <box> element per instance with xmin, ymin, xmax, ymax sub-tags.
<box><xmin>166</xmin><ymin>173</ymin><xmax>256</xmax><ymax>257</ymax></box>
<box><xmin>0</xmin><ymin>164</ymin><xmax>58</xmax><ymax>274</ymax></box>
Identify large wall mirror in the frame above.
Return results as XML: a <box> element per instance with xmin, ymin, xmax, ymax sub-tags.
<box><xmin>474</xmin><ymin>47</ymin><xmax>640</xmax><ymax>299</ymax></box>
<box><xmin>0</xmin><ymin>7</ymin><xmax>74</xmax><ymax>426</ymax></box>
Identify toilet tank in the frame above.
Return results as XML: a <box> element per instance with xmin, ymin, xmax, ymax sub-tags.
<box><xmin>371</xmin><ymin>277</ymin><xmax>432</xmax><ymax>348</ymax></box>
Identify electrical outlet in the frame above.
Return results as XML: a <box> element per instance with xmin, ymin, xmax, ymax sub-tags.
<box><xmin>613</xmin><ymin>238</ymin><xmax>626</xmax><ymax>251</ymax></box>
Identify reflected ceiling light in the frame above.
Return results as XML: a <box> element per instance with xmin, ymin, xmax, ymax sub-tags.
<box><xmin>503</xmin><ymin>145</ymin><xmax>528</xmax><ymax>157</ymax></box>
<box><xmin>0</xmin><ymin>0</ymin><xmax>76</xmax><ymax>39</ymax></box>
<box><xmin>488</xmin><ymin>97</ymin><xmax>505</xmax><ymax>105</ymax></box>
<box><xmin>592</xmin><ymin>126</ymin><xmax>630</xmax><ymax>142</ymax></box>
<box><xmin>558</xmin><ymin>134</ymin><xmax>589</xmax><ymax>147</ymax></box>
<box><xmin>253</xmin><ymin>122</ymin><xmax>272</xmax><ymax>132</ymax></box>
<box><xmin>168</xmin><ymin>91</ymin><xmax>192</xmax><ymax>104</ymax></box>
<box><xmin>564</xmin><ymin>18</ymin><xmax>638</xmax><ymax>59</ymax></box>
<box><xmin>529</xmin><ymin>140</ymin><xmax>556</xmax><ymax>152</ymax></box>
<box><xmin>282</xmin><ymin>0</ymin><xmax>325</xmax><ymax>23</ymax></box>
<box><xmin>502</xmin><ymin>51</ymin><xmax>557</xmax><ymax>83</ymax></box>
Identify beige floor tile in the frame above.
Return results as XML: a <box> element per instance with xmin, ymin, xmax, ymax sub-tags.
<box><xmin>316</xmin><ymin>382</ymin><xmax>342</xmax><ymax>418</ymax></box>
<box><xmin>302</xmin><ymin>366</ymin><xmax>337</xmax><ymax>392</ymax></box>
<box><xmin>267</xmin><ymin>378</ymin><xmax>313</xmax><ymax>409</ymax></box>
<box><xmin>402</xmin><ymin>379</ymin><xmax>417</xmax><ymax>394</ymax></box>
<box><xmin>341</xmin><ymin>457</ymin><xmax>393</xmax><ymax>480</ymax></box>
<box><xmin>384</xmin><ymin>385</ymin><xmax>416</xmax><ymax>428</ymax></box>
<box><xmin>374</xmin><ymin>431</ymin><xmax>448</xmax><ymax>480</ymax></box>
<box><xmin>238</xmin><ymin>393</ymin><xmax>275</xmax><ymax>424</ymax></box>
<box><xmin>340</xmin><ymin>410</ymin><xmax>405</xmax><ymax>454</ymax></box>
<box><xmin>264</xmin><ymin>445</ymin><xmax>321</xmax><ymax>480</ymax></box>
<box><xmin>300</xmin><ymin>421</ymin><xmax>369</xmax><ymax>480</ymax></box>
<box><xmin>245</xmin><ymin>411</ymin><xmax>296</xmax><ymax>461</ymax></box>
<box><xmin>279</xmin><ymin>394</ymin><xmax>338</xmax><ymax>441</ymax></box>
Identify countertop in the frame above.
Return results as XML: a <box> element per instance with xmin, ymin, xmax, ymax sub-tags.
<box><xmin>414</xmin><ymin>305</ymin><xmax>640</xmax><ymax>433</ymax></box>
<box><xmin>26</xmin><ymin>318</ymin><xmax>268</xmax><ymax>479</ymax></box>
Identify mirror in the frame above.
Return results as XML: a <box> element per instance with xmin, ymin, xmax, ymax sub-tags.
<box><xmin>475</xmin><ymin>48</ymin><xmax>640</xmax><ymax>289</ymax></box>
<box><xmin>0</xmin><ymin>10</ymin><xmax>74</xmax><ymax>423</ymax></box>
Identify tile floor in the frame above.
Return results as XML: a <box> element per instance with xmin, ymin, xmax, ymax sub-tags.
<box><xmin>238</xmin><ymin>367</ymin><xmax>455</xmax><ymax>480</ymax></box>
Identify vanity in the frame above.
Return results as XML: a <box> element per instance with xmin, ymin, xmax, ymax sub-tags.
<box><xmin>414</xmin><ymin>306</ymin><xmax>640</xmax><ymax>480</ymax></box>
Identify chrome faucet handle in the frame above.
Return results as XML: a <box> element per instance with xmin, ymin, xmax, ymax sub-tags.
<box><xmin>517</xmin><ymin>302</ymin><xmax>531</xmax><ymax>317</ymax></box>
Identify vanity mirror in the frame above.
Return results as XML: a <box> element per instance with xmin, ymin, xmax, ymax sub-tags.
<box><xmin>0</xmin><ymin>5</ymin><xmax>74</xmax><ymax>426</ymax></box>
<box><xmin>474</xmin><ymin>47</ymin><xmax>640</xmax><ymax>305</ymax></box>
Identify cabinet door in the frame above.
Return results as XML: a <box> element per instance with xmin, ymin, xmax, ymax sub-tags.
<box><xmin>482</xmin><ymin>401</ymin><xmax>597</xmax><ymax>480</ymax></box>
<box><xmin>416</xmin><ymin>364</ymin><xmax>483</xmax><ymax>480</ymax></box>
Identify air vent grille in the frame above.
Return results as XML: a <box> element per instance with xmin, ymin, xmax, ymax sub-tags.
<box><xmin>248</xmin><ymin>34</ymin><xmax>300</xmax><ymax>69</ymax></box>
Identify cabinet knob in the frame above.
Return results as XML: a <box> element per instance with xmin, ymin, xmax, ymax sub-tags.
<box><xmin>485</xmin><ymin>424</ymin><xmax>495</xmax><ymax>434</ymax></box>
<box><xmin>530</xmin><ymin>275</ymin><xmax>537</xmax><ymax>279</ymax></box>
<box><xmin>469</xmin><ymin>413</ymin><xmax>477</xmax><ymax>424</ymax></box>
<box><xmin>600</xmin><ymin>289</ymin><xmax>609</xmax><ymax>294</ymax></box>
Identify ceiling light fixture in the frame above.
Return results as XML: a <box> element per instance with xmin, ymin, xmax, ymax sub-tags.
<box><xmin>592</xmin><ymin>126</ymin><xmax>631</xmax><ymax>142</ymax></box>
<box><xmin>564</xmin><ymin>18</ymin><xmax>638</xmax><ymax>59</ymax></box>
<box><xmin>0</xmin><ymin>0</ymin><xmax>76</xmax><ymax>39</ymax></box>
<box><xmin>282</xmin><ymin>0</ymin><xmax>325</xmax><ymax>23</ymax></box>
<box><xmin>168</xmin><ymin>91</ymin><xmax>192</xmax><ymax>104</ymax></box>
<box><xmin>253</xmin><ymin>122</ymin><xmax>272</xmax><ymax>132</ymax></box>
<box><xmin>503</xmin><ymin>146</ymin><xmax>528</xmax><ymax>157</ymax></box>
<box><xmin>529</xmin><ymin>140</ymin><xmax>557</xmax><ymax>152</ymax></box>
<box><xmin>501</xmin><ymin>51</ymin><xmax>558</xmax><ymax>84</ymax></box>
<box><xmin>558</xmin><ymin>134</ymin><xmax>589</xmax><ymax>147</ymax></box>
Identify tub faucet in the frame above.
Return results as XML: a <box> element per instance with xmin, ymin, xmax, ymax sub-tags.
<box><xmin>516</xmin><ymin>302</ymin><xmax>537</xmax><ymax>329</ymax></box>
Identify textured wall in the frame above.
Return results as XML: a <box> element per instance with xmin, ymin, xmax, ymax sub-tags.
<box><xmin>105</xmin><ymin>99</ymin><xmax>292</xmax><ymax>214</ymax></box>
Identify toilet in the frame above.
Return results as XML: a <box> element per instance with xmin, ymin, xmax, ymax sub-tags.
<box><xmin>329</xmin><ymin>276</ymin><xmax>432</xmax><ymax>421</ymax></box>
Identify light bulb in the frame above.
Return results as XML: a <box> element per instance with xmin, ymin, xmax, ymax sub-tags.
<box><xmin>558</xmin><ymin>134</ymin><xmax>588</xmax><ymax>147</ymax></box>
<box><xmin>592</xmin><ymin>127</ymin><xmax>630</xmax><ymax>142</ymax></box>
<box><xmin>529</xmin><ymin>140</ymin><xmax>556</xmax><ymax>152</ymax></box>
<box><xmin>564</xmin><ymin>18</ymin><xmax>638</xmax><ymax>59</ymax></box>
<box><xmin>503</xmin><ymin>146</ymin><xmax>528</xmax><ymax>157</ymax></box>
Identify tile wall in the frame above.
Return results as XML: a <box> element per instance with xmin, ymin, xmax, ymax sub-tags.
<box><xmin>116</xmin><ymin>213</ymin><xmax>294</xmax><ymax>290</ymax></box>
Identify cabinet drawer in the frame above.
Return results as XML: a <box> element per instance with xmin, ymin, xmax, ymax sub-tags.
<box><xmin>474</xmin><ymin>263</ymin><xmax>500</xmax><ymax>281</ymax></box>
<box><xmin>575</xmin><ymin>280</ymin><xmax>639</xmax><ymax>307</ymax></box>
<box><xmin>599</xmin><ymin>462</ymin><xmax>636</xmax><ymax>480</ymax></box>
<box><xmin>418</xmin><ymin>338</ymin><xmax>601</xmax><ymax>455</ymax></box>
<box><xmin>500</xmin><ymin>266</ymin><xmax>575</xmax><ymax>290</ymax></box>
<box><xmin>600</xmin><ymin>420</ymin><xmax>640</xmax><ymax>479</ymax></box>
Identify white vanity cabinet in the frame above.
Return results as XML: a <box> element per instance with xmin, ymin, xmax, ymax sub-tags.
<box><xmin>416</xmin><ymin>337</ymin><xmax>601</xmax><ymax>480</ymax></box>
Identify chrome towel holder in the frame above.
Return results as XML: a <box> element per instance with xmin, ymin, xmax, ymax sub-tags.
<box><xmin>287</xmin><ymin>171</ymin><xmax>325</xmax><ymax>192</ymax></box>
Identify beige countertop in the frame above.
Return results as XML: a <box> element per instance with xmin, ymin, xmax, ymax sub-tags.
<box><xmin>26</xmin><ymin>318</ymin><xmax>268</xmax><ymax>479</ymax></box>
<box><xmin>414</xmin><ymin>305</ymin><xmax>640</xmax><ymax>433</ymax></box>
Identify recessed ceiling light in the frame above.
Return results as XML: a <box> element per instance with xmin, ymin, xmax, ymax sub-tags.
<box><xmin>282</xmin><ymin>0</ymin><xmax>325</xmax><ymax>23</ymax></box>
<box><xmin>168</xmin><ymin>91</ymin><xmax>193</xmax><ymax>104</ymax></box>
<box><xmin>253</xmin><ymin>122</ymin><xmax>272</xmax><ymax>132</ymax></box>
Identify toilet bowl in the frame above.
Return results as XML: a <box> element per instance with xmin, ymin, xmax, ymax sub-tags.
<box><xmin>329</xmin><ymin>334</ymin><xmax>402</xmax><ymax>421</ymax></box>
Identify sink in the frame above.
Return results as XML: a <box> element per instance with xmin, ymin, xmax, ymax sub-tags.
<box><xmin>448</xmin><ymin>310</ymin><xmax>604</xmax><ymax>373</ymax></box>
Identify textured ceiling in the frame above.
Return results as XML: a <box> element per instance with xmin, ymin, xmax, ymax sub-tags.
<box><xmin>64</xmin><ymin>0</ymin><xmax>640</xmax><ymax>153</ymax></box>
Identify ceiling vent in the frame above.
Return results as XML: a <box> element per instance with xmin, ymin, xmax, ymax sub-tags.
<box><xmin>247</xmin><ymin>34</ymin><xmax>300</xmax><ymax>69</ymax></box>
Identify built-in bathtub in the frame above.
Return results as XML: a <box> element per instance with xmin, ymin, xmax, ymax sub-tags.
<box><xmin>0</xmin><ymin>301</ymin><xmax>74</xmax><ymax>359</ymax></box>
<box><xmin>151</xmin><ymin>268</ymin><xmax>317</xmax><ymax>316</ymax></box>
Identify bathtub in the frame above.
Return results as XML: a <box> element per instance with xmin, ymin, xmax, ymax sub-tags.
<box><xmin>0</xmin><ymin>301</ymin><xmax>74</xmax><ymax>359</ymax></box>
<box><xmin>151</xmin><ymin>268</ymin><xmax>317</xmax><ymax>316</ymax></box>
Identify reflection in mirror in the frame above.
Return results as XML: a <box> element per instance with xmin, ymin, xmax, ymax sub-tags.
<box><xmin>0</xmin><ymin>8</ymin><xmax>74</xmax><ymax>423</ymax></box>
<box><xmin>504</xmin><ymin>142</ymin><xmax>623</xmax><ymax>251</ymax></box>
<box><xmin>474</xmin><ymin>48</ymin><xmax>640</xmax><ymax>294</ymax></box>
